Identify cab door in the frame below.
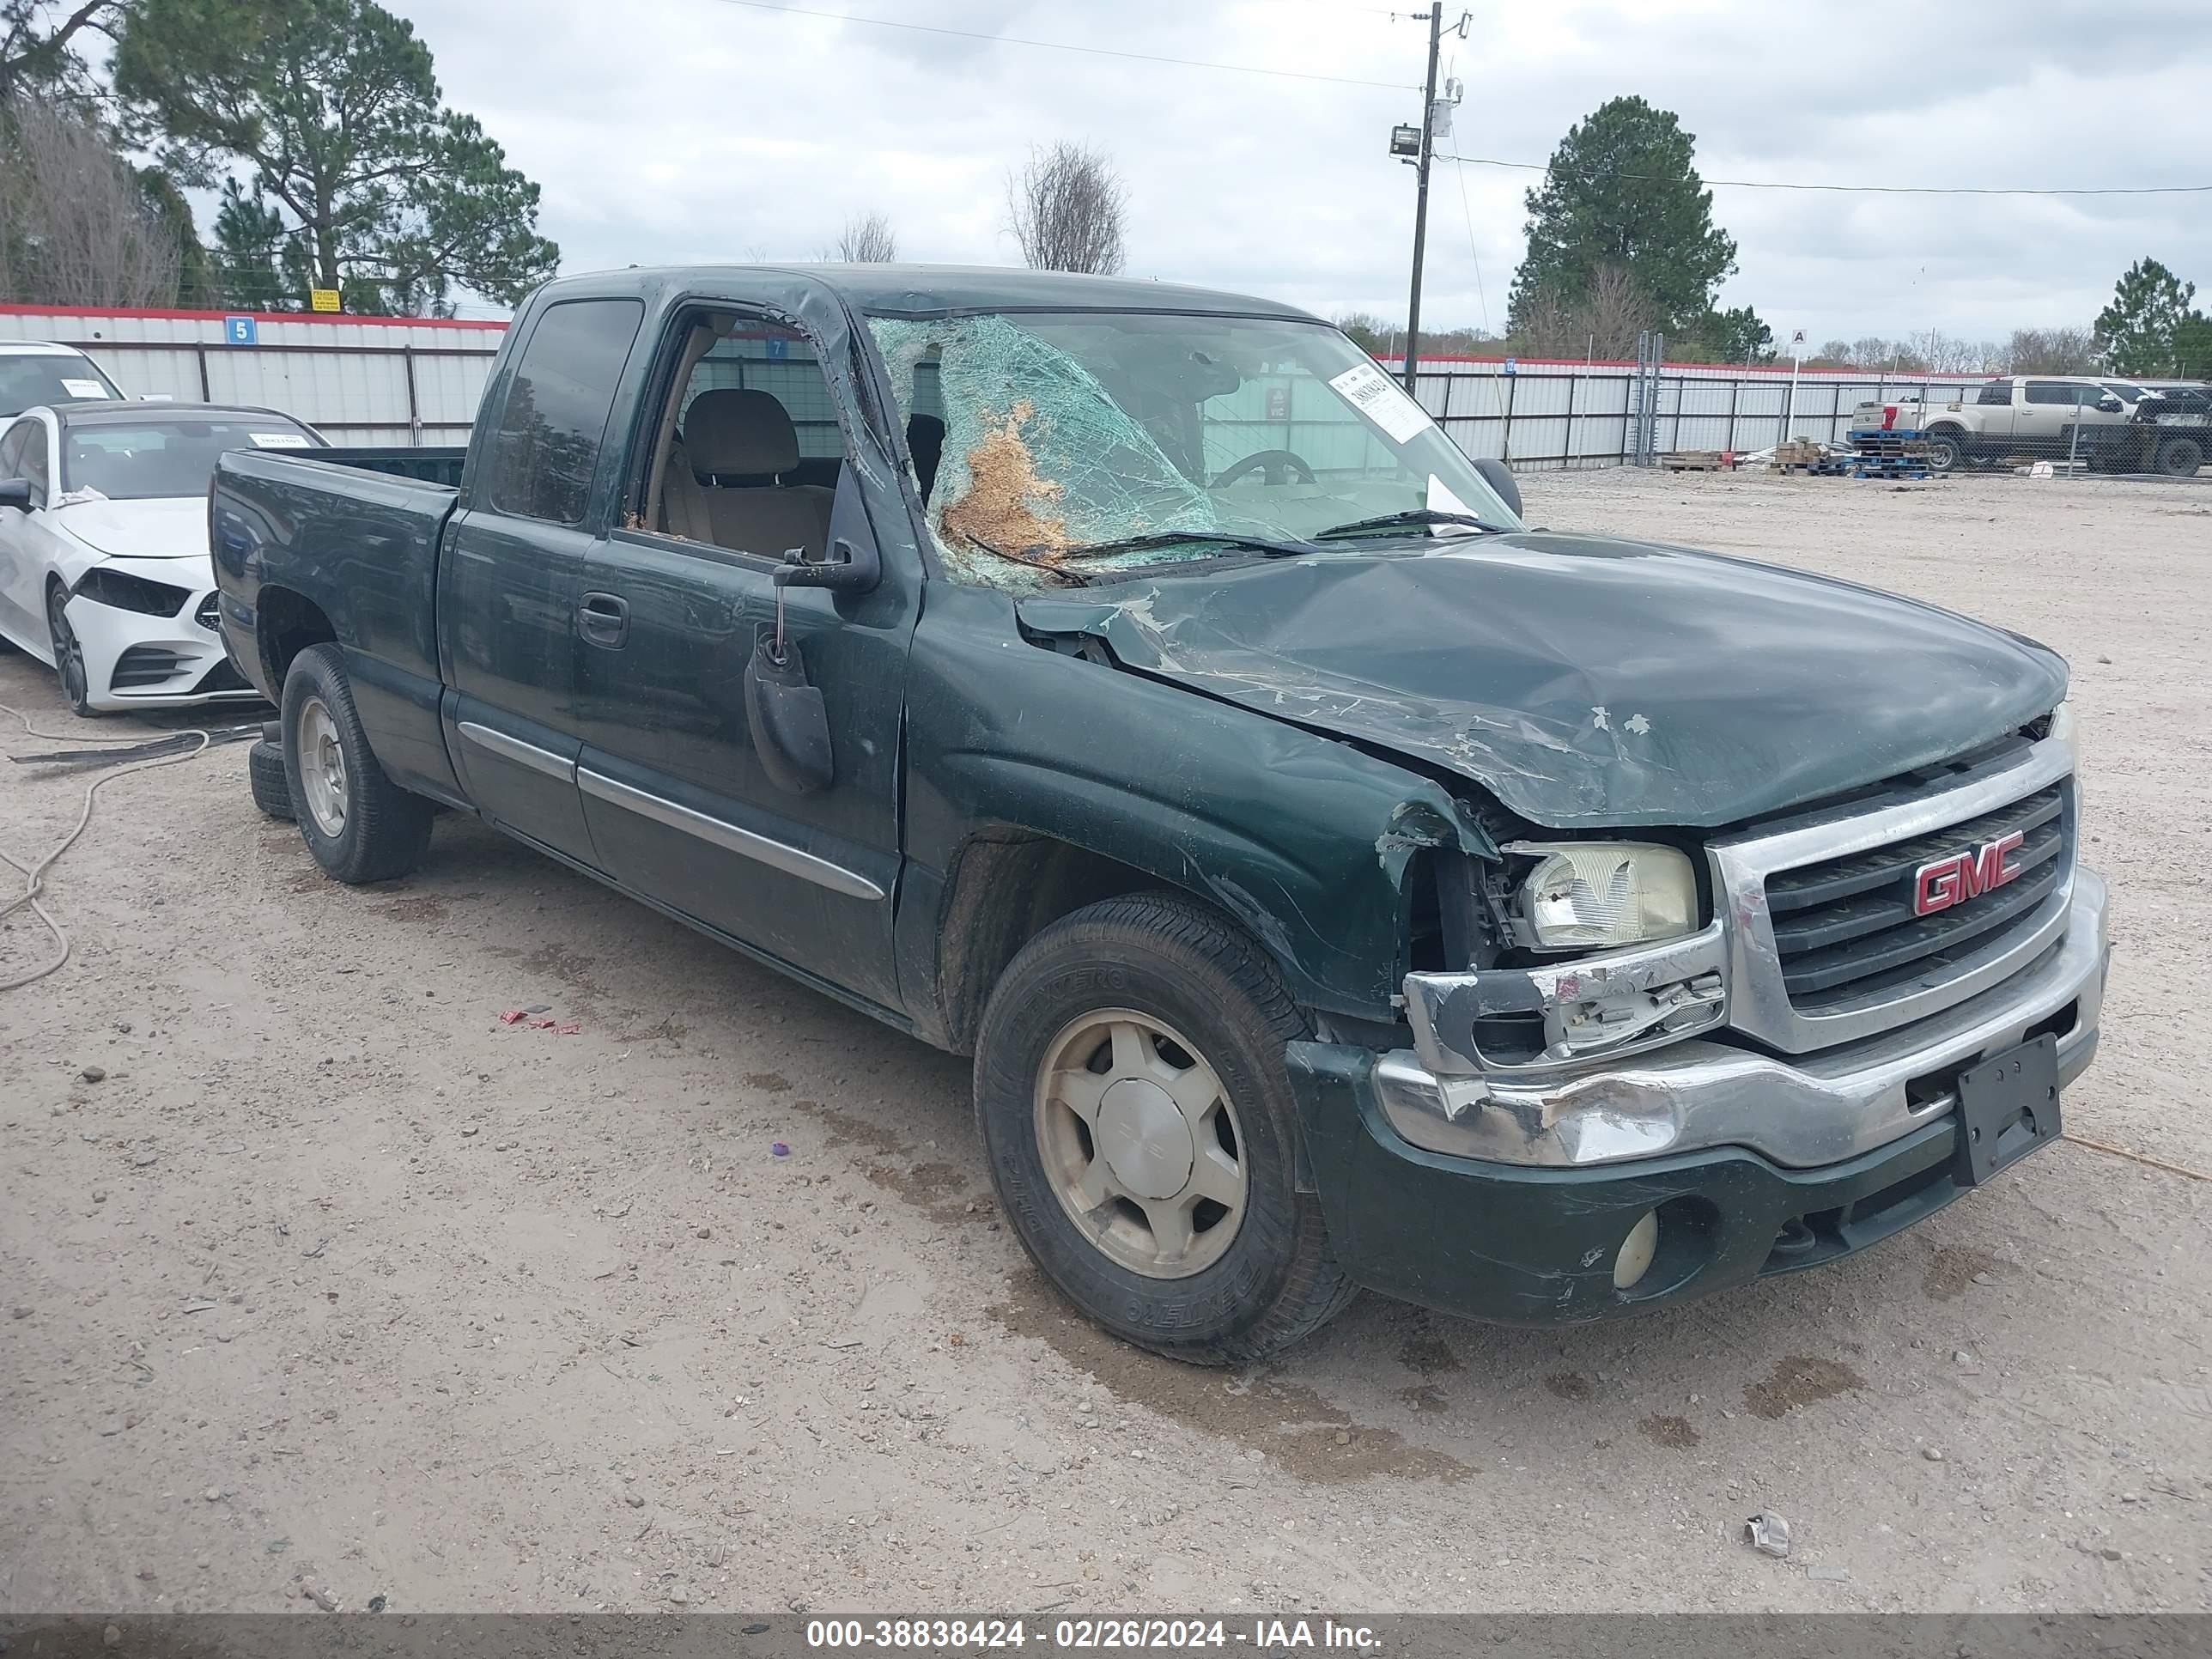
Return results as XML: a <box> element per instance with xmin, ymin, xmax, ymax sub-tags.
<box><xmin>2014</xmin><ymin>380</ymin><xmax>2075</xmax><ymax>455</ymax></box>
<box><xmin>1968</xmin><ymin>380</ymin><xmax>2015</xmax><ymax>444</ymax></box>
<box><xmin>569</xmin><ymin>301</ymin><xmax>918</xmax><ymax>1008</ymax></box>
<box><xmin>438</xmin><ymin>296</ymin><xmax>646</xmax><ymax>866</ymax></box>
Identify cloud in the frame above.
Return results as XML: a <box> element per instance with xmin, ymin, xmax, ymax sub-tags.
<box><xmin>397</xmin><ymin>0</ymin><xmax>2212</xmax><ymax>339</ymax></box>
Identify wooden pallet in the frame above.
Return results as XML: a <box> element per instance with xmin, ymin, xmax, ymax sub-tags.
<box><xmin>1662</xmin><ymin>450</ymin><xmax>1729</xmax><ymax>471</ymax></box>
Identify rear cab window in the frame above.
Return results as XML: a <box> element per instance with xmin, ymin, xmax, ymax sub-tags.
<box><xmin>1977</xmin><ymin>382</ymin><xmax>2013</xmax><ymax>406</ymax></box>
<box><xmin>485</xmin><ymin>299</ymin><xmax>646</xmax><ymax>526</ymax></box>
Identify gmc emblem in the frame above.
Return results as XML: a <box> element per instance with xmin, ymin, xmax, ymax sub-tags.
<box><xmin>1913</xmin><ymin>830</ymin><xmax>2025</xmax><ymax>917</ymax></box>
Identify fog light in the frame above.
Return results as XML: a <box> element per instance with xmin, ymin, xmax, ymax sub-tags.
<box><xmin>1613</xmin><ymin>1209</ymin><xmax>1659</xmax><ymax>1290</ymax></box>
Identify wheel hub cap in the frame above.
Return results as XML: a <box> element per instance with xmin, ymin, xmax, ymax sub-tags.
<box><xmin>1032</xmin><ymin>1009</ymin><xmax>1249</xmax><ymax>1280</ymax></box>
<box><xmin>1095</xmin><ymin>1079</ymin><xmax>1194</xmax><ymax>1200</ymax></box>
<box><xmin>298</xmin><ymin>698</ymin><xmax>347</xmax><ymax>837</ymax></box>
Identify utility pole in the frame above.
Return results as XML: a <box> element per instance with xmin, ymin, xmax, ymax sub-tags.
<box><xmin>1401</xmin><ymin>3</ymin><xmax>1444</xmax><ymax>392</ymax></box>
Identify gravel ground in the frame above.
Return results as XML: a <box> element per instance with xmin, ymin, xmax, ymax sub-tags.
<box><xmin>3</xmin><ymin>466</ymin><xmax>2209</xmax><ymax>1618</ymax></box>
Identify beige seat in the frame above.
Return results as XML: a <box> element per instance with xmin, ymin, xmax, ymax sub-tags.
<box><xmin>663</xmin><ymin>388</ymin><xmax>833</xmax><ymax>558</ymax></box>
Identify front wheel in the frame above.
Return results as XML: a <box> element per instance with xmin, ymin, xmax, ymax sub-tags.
<box><xmin>973</xmin><ymin>892</ymin><xmax>1357</xmax><ymax>1364</ymax></box>
<box><xmin>1923</xmin><ymin>429</ymin><xmax>1966</xmax><ymax>473</ymax></box>
<box><xmin>45</xmin><ymin>584</ymin><xmax>96</xmax><ymax>718</ymax></box>
<box><xmin>281</xmin><ymin>643</ymin><xmax>432</xmax><ymax>883</ymax></box>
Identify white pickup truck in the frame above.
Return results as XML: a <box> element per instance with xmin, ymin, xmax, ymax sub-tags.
<box><xmin>1852</xmin><ymin>375</ymin><xmax>2160</xmax><ymax>473</ymax></box>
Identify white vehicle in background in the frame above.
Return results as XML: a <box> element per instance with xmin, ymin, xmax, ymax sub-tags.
<box><xmin>0</xmin><ymin>402</ymin><xmax>325</xmax><ymax>716</ymax></box>
<box><xmin>0</xmin><ymin>341</ymin><xmax>125</xmax><ymax>416</ymax></box>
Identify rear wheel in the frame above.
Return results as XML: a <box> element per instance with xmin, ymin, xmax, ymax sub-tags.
<box><xmin>44</xmin><ymin>583</ymin><xmax>95</xmax><ymax>718</ymax></box>
<box><xmin>2157</xmin><ymin>436</ymin><xmax>2205</xmax><ymax>478</ymax></box>
<box><xmin>281</xmin><ymin>643</ymin><xmax>432</xmax><ymax>883</ymax></box>
<box><xmin>1923</xmin><ymin>428</ymin><xmax>1966</xmax><ymax>473</ymax></box>
<box><xmin>973</xmin><ymin>891</ymin><xmax>1357</xmax><ymax>1364</ymax></box>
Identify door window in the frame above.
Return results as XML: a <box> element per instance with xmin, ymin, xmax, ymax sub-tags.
<box><xmin>635</xmin><ymin>313</ymin><xmax>844</xmax><ymax>560</ymax></box>
<box><xmin>485</xmin><ymin>298</ymin><xmax>645</xmax><ymax>526</ymax></box>
<box><xmin>18</xmin><ymin>420</ymin><xmax>48</xmax><ymax>506</ymax></box>
<box><xmin>2023</xmin><ymin>382</ymin><xmax>2076</xmax><ymax>405</ymax></box>
<box><xmin>0</xmin><ymin>419</ymin><xmax>28</xmax><ymax>481</ymax></box>
<box><xmin>1976</xmin><ymin>382</ymin><xmax>2012</xmax><ymax>406</ymax></box>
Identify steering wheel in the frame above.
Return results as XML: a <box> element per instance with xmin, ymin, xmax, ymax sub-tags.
<box><xmin>1212</xmin><ymin>448</ymin><xmax>1317</xmax><ymax>488</ymax></box>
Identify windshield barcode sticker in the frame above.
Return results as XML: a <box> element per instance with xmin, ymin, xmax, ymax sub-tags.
<box><xmin>1328</xmin><ymin>361</ymin><xmax>1434</xmax><ymax>446</ymax></box>
<box><xmin>248</xmin><ymin>432</ymin><xmax>311</xmax><ymax>448</ymax></box>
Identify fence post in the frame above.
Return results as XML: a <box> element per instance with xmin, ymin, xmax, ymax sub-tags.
<box><xmin>404</xmin><ymin>345</ymin><xmax>422</xmax><ymax>446</ymax></box>
<box><xmin>1500</xmin><ymin>371</ymin><xmax>1516</xmax><ymax>464</ymax></box>
<box><xmin>1725</xmin><ymin>375</ymin><xmax>1740</xmax><ymax>454</ymax></box>
<box><xmin>196</xmin><ymin>343</ymin><xmax>210</xmax><ymax>402</ymax></box>
<box><xmin>1561</xmin><ymin>371</ymin><xmax>1578</xmax><ymax>470</ymax></box>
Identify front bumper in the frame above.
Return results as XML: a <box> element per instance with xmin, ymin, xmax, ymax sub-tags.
<box><xmin>1378</xmin><ymin>866</ymin><xmax>2106</xmax><ymax>1170</ymax></box>
<box><xmin>1284</xmin><ymin>866</ymin><xmax>2106</xmax><ymax>1328</ymax></box>
<box><xmin>66</xmin><ymin>589</ymin><xmax>263</xmax><ymax>711</ymax></box>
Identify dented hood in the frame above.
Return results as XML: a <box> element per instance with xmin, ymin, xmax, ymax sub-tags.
<box><xmin>1017</xmin><ymin>533</ymin><xmax>2069</xmax><ymax>829</ymax></box>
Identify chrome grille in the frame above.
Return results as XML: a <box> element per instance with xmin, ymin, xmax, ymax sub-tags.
<box><xmin>1766</xmin><ymin>786</ymin><xmax>2065</xmax><ymax>1012</ymax></box>
<box><xmin>1708</xmin><ymin>732</ymin><xmax>2078</xmax><ymax>1055</ymax></box>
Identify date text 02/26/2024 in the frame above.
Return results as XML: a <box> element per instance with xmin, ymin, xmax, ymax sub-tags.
<box><xmin>803</xmin><ymin>1619</ymin><xmax>1382</xmax><ymax>1650</ymax></box>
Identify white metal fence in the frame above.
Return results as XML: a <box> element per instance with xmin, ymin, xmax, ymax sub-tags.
<box><xmin>1392</xmin><ymin>356</ymin><xmax>1994</xmax><ymax>469</ymax></box>
<box><xmin>3</xmin><ymin>306</ymin><xmax>2003</xmax><ymax>471</ymax></box>
<box><xmin>0</xmin><ymin>304</ymin><xmax>507</xmax><ymax>446</ymax></box>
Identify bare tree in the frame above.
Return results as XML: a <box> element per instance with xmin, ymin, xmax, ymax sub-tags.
<box><xmin>1507</xmin><ymin>264</ymin><xmax>1656</xmax><ymax>359</ymax></box>
<box><xmin>0</xmin><ymin>94</ymin><xmax>181</xmax><ymax>306</ymax></box>
<box><xmin>1006</xmin><ymin>141</ymin><xmax>1126</xmax><ymax>275</ymax></box>
<box><xmin>2003</xmin><ymin>325</ymin><xmax>2100</xmax><ymax>374</ymax></box>
<box><xmin>1579</xmin><ymin>264</ymin><xmax>1657</xmax><ymax>360</ymax></box>
<box><xmin>833</xmin><ymin>210</ymin><xmax>897</xmax><ymax>264</ymax></box>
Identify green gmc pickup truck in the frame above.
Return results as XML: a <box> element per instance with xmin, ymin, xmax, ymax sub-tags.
<box><xmin>209</xmin><ymin>266</ymin><xmax>2106</xmax><ymax>1363</ymax></box>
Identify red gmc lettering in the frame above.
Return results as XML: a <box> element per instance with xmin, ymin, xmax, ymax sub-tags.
<box><xmin>1913</xmin><ymin>830</ymin><xmax>2027</xmax><ymax>916</ymax></box>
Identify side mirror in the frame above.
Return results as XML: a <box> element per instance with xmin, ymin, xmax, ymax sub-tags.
<box><xmin>744</xmin><ymin>626</ymin><xmax>835</xmax><ymax>794</ymax></box>
<box><xmin>774</xmin><ymin>537</ymin><xmax>881</xmax><ymax>595</ymax></box>
<box><xmin>2097</xmin><ymin>394</ymin><xmax>2123</xmax><ymax>413</ymax></box>
<box><xmin>0</xmin><ymin>478</ymin><xmax>29</xmax><ymax>512</ymax></box>
<box><xmin>1470</xmin><ymin>457</ymin><xmax>1522</xmax><ymax>520</ymax></box>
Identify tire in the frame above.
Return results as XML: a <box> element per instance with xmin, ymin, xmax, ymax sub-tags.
<box><xmin>2157</xmin><ymin>436</ymin><xmax>2204</xmax><ymax>478</ymax></box>
<box><xmin>45</xmin><ymin>582</ymin><xmax>96</xmax><ymax>718</ymax></box>
<box><xmin>973</xmin><ymin>891</ymin><xmax>1357</xmax><ymax>1364</ymax></box>
<box><xmin>1923</xmin><ymin>428</ymin><xmax>1966</xmax><ymax>473</ymax></box>
<box><xmin>248</xmin><ymin>738</ymin><xmax>295</xmax><ymax>821</ymax></box>
<box><xmin>280</xmin><ymin>642</ymin><xmax>432</xmax><ymax>883</ymax></box>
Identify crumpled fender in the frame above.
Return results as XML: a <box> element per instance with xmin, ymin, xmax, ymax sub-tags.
<box><xmin>902</xmin><ymin>583</ymin><xmax>1494</xmax><ymax>1020</ymax></box>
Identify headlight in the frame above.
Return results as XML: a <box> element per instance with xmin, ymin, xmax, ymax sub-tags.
<box><xmin>1507</xmin><ymin>840</ymin><xmax>1698</xmax><ymax>951</ymax></box>
<box><xmin>2049</xmin><ymin>699</ymin><xmax>2075</xmax><ymax>747</ymax></box>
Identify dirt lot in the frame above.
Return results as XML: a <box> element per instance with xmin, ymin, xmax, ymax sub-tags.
<box><xmin>4</xmin><ymin>467</ymin><xmax>2209</xmax><ymax>1618</ymax></box>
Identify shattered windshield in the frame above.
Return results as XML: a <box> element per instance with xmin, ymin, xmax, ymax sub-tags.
<box><xmin>866</xmin><ymin>311</ymin><xmax>1522</xmax><ymax>588</ymax></box>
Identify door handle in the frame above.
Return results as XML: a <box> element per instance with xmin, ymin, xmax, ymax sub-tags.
<box><xmin>579</xmin><ymin>591</ymin><xmax>629</xmax><ymax>648</ymax></box>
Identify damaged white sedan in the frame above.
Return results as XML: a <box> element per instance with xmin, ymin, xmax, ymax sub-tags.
<box><xmin>0</xmin><ymin>402</ymin><xmax>322</xmax><ymax>715</ymax></box>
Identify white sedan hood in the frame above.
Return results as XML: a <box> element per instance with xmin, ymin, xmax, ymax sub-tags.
<box><xmin>52</xmin><ymin>495</ymin><xmax>210</xmax><ymax>560</ymax></box>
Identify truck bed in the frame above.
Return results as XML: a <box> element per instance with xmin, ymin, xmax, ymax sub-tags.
<box><xmin>314</xmin><ymin>445</ymin><xmax>469</xmax><ymax>489</ymax></box>
<box><xmin>210</xmin><ymin>447</ymin><xmax>464</xmax><ymax>798</ymax></box>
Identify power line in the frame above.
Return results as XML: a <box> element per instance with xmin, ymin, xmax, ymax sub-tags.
<box><xmin>710</xmin><ymin>0</ymin><xmax>1419</xmax><ymax>90</ymax></box>
<box><xmin>1438</xmin><ymin>152</ymin><xmax>2212</xmax><ymax>197</ymax></box>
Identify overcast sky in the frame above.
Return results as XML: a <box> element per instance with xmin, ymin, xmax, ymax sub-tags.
<box><xmin>398</xmin><ymin>0</ymin><xmax>2212</xmax><ymax>346</ymax></box>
